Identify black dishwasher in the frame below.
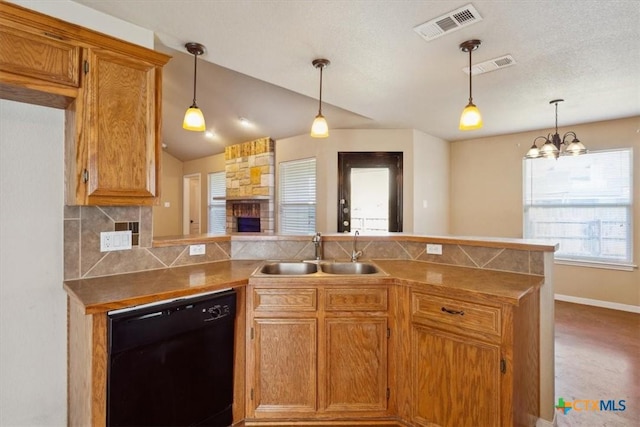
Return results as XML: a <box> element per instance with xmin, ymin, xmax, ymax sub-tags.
<box><xmin>107</xmin><ymin>289</ymin><xmax>236</xmax><ymax>427</ymax></box>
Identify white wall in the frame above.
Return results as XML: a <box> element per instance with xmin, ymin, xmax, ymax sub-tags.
<box><xmin>276</xmin><ymin>129</ymin><xmax>415</xmax><ymax>232</ymax></box>
<box><xmin>412</xmin><ymin>130</ymin><xmax>450</xmax><ymax>234</ymax></box>
<box><xmin>0</xmin><ymin>100</ymin><xmax>66</xmax><ymax>425</ymax></box>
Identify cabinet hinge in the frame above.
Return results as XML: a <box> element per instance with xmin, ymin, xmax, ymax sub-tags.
<box><xmin>82</xmin><ymin>169</ymin><xmax>89</xmax><ymax>183</ymax></box>
<box><xmin>250</xmin><ymin>388</ymin><xmax>254</xmax><ymax>400</ymax></box>
<box><xmin>83</xmin><ymin>60</ymin><xmax>89</xmax><ymax>74</ymax></box>
<box><xmin>500</xmin><ymin>358</ymin><xmax>506</xmax><ymax>374</ymax></box>
<box><xmin>387</xmin><ymin>327</ymin><xmax>391</xmax><ymax>338</ymax></box>
<box><xmin>250</xmin><ymin>327</ymin><xmax>254</xmax><ymax>340</ymax></box>
<box><xmin>386</xmin><ymin>388</ymin><xmax>390</xmax><ymax>400</ymax></box>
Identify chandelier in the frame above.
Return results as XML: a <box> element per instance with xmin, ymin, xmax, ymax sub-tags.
<box><xmin>525</xmin><ymin>99</ymin><xmax>587</xmax><ymax>159</ymax></box>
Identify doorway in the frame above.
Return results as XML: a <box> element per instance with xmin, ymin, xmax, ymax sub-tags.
<box><xmin>337</xmin><ymin>152</ymin><xmax>403</xmax><ymax>232</ymax></box>
<box><xmin>183</xmin><ymin>173</ymin><xmax>201</xmax><ymax>235</ymax></box>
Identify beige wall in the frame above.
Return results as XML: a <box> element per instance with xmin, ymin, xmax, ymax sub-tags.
<box><xmin>412</xmin><ymin>129</ymin><xmax>450</xmax><ymax>234</ymax></box>
<box><xmin>451</xmin><ymin>116</ymin><xmax>640</xmax><ymax>308</ymax></box>
<box><xmin>183</xmin><ymin>153</ymin><xmax>226</xmax><ymax>234</ymax></box>
<box><xmin>276</xmin><ymin>129</ymin><xmax>417</xmax><ymax>232</ymax></box>
<box><xmin>153</xmin><ymin>151</ymin><xmax>184</xmax><ymax>236</ymax></box>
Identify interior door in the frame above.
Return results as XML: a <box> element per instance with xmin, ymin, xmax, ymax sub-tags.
<box><xmin>337</xmin><ymin>152</ymin><xmax>402</xmax><ymax>232</ymax></box>
<box><xmin>183</xmin><ymin>173</ymin><xmax>201</xmax><ymax>235</ymax></box>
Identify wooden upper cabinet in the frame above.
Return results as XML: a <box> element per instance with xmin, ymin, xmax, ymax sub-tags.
<box><xmin>0</xmin><ymin>5</ymin><xmax>81</xmax><ymax>108</ymax></box>
<box><xmin>68</xmin><ymin>48</ymin><xmax>161</xmax><ymax>205</ymax></box>
<box><xmin>0</xmin><ymin>2</ymin><xmax>170</xmax><ymax>206</ymax></box>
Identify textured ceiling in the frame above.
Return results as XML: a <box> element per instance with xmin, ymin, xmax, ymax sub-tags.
<box><xmin>70</xmin><ymin>0</ymin><xmax>640</xmax><ymax>161</ymax></box>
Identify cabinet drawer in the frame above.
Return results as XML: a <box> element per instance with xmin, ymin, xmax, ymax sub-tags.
<box><xmin>412</xmin><ymin>293</ymin><xmax>501</xmax><ymax>338</ymax></box>
<box><xmin>325</xmin><ymin>288</ymin><xmax>387</xmax><ymax>311</ymax></box>
<box><xmin>253</xmin><ymin>288</ymin><xmax>317</xmax><ymax>312</ymax></box>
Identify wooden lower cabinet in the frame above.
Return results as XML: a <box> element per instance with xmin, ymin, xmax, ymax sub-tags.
<box><xmin>252</xmin><ymin>318</ymin><xmax>318</xmax><ymax>415</ymax></box>
<box><xmin>411</xmin><ymin>325</ymin><xmax>500</xmax><ymax>426</ymax></box>
<box><xmin>246</xmin><ymin>284</ymin><xmax>390</xmax><ymax>422</ymax></box>
<box><xmin>324</xmin><ymin>317</ymin><xmax>388</xmax><ymax>413</ymax></box>
<box><xmin>409</xmin><ymin>290</ymin><xmax>539</xmax><ymax>427</ymax></box>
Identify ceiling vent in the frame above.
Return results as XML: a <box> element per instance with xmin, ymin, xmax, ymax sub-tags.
<box><xmin>463</xmin><ymin>54</ymin><xmax>516</xmax><ymax>75</ymax></box>
<box><xmin>413</xmin><ymin>4</ymin><xmax>483</xmax><ymax>42</ymax></box>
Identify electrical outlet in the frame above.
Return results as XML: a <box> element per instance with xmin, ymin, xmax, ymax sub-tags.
<box><xmin>100</xmin><ymin>231</ymin><xmax>132</xmax><ymax>252</ymax></box>
<box><xmin>426</xmin><ymin>243</ymin><xmax>443</xmax><ymax>255</ymax></box>
<box><xmin>189</xmin><ymin>244</ymin><xmax>206</xmax><ymax>256</ymax></box>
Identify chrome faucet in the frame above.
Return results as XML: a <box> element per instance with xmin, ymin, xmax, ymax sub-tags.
<box><xmin>351</xmin><ymin>230</ymin><xmax>363</xmax><ymax>262</ymax></box>
<box><xmin>312</xmin><ymin>232</ymin><xmax>323</xmax><ymax>260</ymax></box>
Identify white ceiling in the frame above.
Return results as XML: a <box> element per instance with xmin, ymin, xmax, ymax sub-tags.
<box><xmin>72</xmin><ymin>0</ymin><xmax>640</xmax><ymax>161</ymax></box>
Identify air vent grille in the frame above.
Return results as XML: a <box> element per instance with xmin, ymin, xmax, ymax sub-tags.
<box><xmin>413</xmin><ymin>4</ymin><xmax>483</xmax><ymax>42</ymax></box>
<box><xmin>463</xmin><ymin>55</ymin><xmax>517</xmax><ymax>75</ymax></box>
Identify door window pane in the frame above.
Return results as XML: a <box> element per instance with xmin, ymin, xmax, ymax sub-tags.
<box><xmin>351</xmin><ymin>168</ymin><xmax>389</xmax><ymax>232</ymax></box>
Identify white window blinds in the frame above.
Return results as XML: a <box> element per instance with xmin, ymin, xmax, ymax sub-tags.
<box><xmin>208</xmin><ymin>171</ymin><xmax>226</xmax><ymax>234</ymax></box>
<box><xmin>279</xmin><ymin>158</ymin><xmax>316</xmax><ymax>235</ymax></box>
<box><xmin>524</xmin><ymin>148</ymin><xmax>633</xmax><ymax>266</ymax></box>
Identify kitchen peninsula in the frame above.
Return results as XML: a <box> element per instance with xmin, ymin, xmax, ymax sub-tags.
<box><xmin>64</xmin><ymin>233</ymin><xmax>556</xmax><ymax>426</ymax></box>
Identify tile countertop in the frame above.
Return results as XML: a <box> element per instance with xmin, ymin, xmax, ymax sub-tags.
<box><xmin>64</xmin><ymin>259</ymin><xmax>543</xmax><ymax>315</ymax></box>
<box><xmin>64</xmin><ymin>260</ymin><xmax>261</xmax><ymax>315</ymax></box>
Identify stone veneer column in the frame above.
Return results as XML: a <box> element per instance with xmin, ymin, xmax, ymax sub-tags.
<box><xmin>224</xmin><ymin>137</ymin><xmax>275</xmax><ymax>233</ymax></box>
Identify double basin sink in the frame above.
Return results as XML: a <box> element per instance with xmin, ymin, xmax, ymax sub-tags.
<box><xmin>256</xmin><ymin>261</ymin><xmax>384</xmax><ymax>276</ymax></box>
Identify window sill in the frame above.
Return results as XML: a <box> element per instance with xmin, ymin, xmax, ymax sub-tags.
<box><xmin>555</xmin><ymin>258</ymin><xmax>637</xmax><ymax>272</ymax></box>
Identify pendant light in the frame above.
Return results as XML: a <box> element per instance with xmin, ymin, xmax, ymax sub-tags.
<box><xmin>183</xmin><ymin>42</ymin><xmax>206</xmax><ymax>131</ymax></box>
<box><xmin>525</xmin><ymin>99</ymin><xmax>587</xmax><ymax>159</ymax></box>
<box><xmin>310</xmin><ymin>58</ymin><xmax>330</xmax><ymax>138</ymax></box>
<box><xmin>459</xmin><ymin>39</ymin><xmax>483</xmax><ymax>130</ymax></box>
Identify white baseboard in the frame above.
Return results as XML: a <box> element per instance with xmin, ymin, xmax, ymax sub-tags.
<box><xmin>555</xmin><ymin>294</ymin><xmax>640</xmax><ymax>313</ymax></box>
<box><xmin>536</xmin><ymin>412</ymin><xmax>557</xmax><ymax>427</ymax></box>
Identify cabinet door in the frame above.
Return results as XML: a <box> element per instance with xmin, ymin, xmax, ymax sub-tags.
<box><xmin>77</xmin><ymin>48</ymin><xmax>159</xmax><ymax>205</ymax></box>
<box><xmin>0</xmin><ymin>17</ymin><xmax>81</xmax><ymax>108</ymax></box>
<box><xmin>324</xmin><ymin>317</ymin><xmax>388</xmax><ymax>413</ymax></box>
<box><xmin>412</xmin><ymin>324</ymin><xmax>501</xmax><ymax>427</ymax></box>
<box><xmin>251</xmin><ymin>318</ymin><xmax>317</xmax><ymax>417</ymax></box>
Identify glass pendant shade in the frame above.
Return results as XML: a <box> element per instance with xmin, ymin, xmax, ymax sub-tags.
<box><xmin>540</xmin><ymin>141</ymin><xmax>559</xmax><ymax>158</ymax></box>
<box><xmin>565</xmin><ymin>140</ymin><xmax>587</xmax><ymax>156</ymax></box>
<box><xmin>459</xmin><ymin>102</ymin><xmax>483</xmax><ymax>130</ymax></box>
<box><xmin>525</xmin><ymin>144</ymin><xmax>540</xmax><ymax>159</ymax></box>
<box><xmin>183</xmin><ymin>106</ymin><xmax>206</xmax><ymax>131</ymax></box>
<box><xmin>310</xmin><ymin>114</ymin><xmax>329</xmax><ymax>138</ymax></box>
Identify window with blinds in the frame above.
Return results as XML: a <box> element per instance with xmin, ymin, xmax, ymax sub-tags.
<box><xmin>279</xmin><ymin>158</ymin><xmax>316</xmax><ymax>234</ymax></box>
<box><xmin>524</xmin><ymin>148</ymin><xmax>633</xmax><ymax>266</ymax></box>
<box><xmin>208</xmin><ymin>171</ymin><xmax>226</xmax><ymax>234</ymax></box>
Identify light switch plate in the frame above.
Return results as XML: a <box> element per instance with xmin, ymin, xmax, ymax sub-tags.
<box><xmin>426</xmin><ymin>244</ymin><xmax>443</xmax><ymax>255</ymax></box>
<box><xmin>189</xmin><ymin>244</ymin><xmax>206</xmax><ymax>256</ymax></box>
<box><xmin>100</xmin><ymin>231</ymin><xmax>132</xmax><ymax>252</ymax></box>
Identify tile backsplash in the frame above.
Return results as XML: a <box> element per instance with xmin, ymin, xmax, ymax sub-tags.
<box><xmin>64</xmin><ymin>206</ymin><xmax>544</xmax><ymax>280</ymax></box>
<box><xmin>64</xmin><ymin>206</ymin><xmax>230</xmax><ymax>280</ymax></box>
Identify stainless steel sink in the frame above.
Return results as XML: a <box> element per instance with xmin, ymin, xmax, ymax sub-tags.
<box><xmin>320</xmin><ymin>262</ymin><xmax>380</xmax><ymax>275</ymax></box>
<box><xmin>259</xmin><ymin>262</ymin><xmax>318</xmax><ymax>275</ymax></box>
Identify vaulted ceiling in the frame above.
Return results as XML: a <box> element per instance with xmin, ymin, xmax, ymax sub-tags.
<box><xmin>72</xmin><ymin>0</ymin><xmax>640</xmax><ymax>161</ymax></box>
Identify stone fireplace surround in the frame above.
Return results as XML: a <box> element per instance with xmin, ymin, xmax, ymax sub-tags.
<box><xmin>224</xmin><ymin>138</ymin><xmax>275</xmax><ymax>233</ymax></box>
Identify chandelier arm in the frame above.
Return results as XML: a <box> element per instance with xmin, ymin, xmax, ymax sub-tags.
<box><xmin>532</xmin><ymin>136</ymin><xmax>549</xmax><ymax>147</ymax></box>
<box><xmin>562</xmin><ymin>131</ymin><xmax>578</xmax><ymax>143</ymax></box>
